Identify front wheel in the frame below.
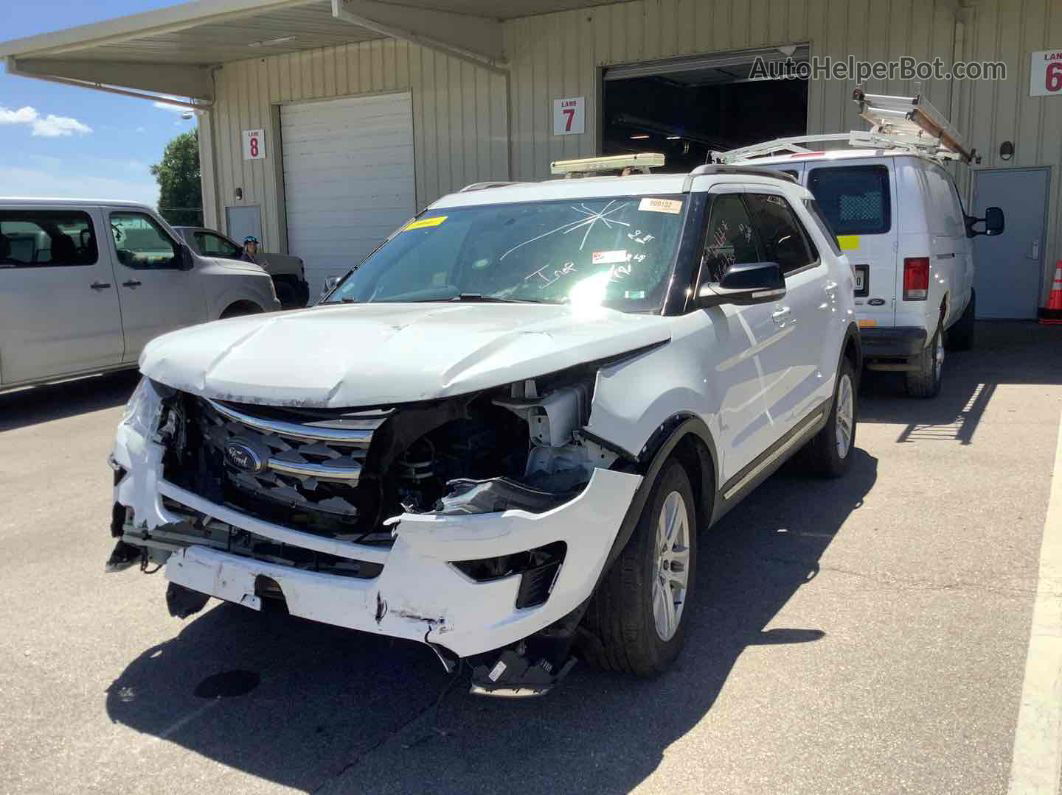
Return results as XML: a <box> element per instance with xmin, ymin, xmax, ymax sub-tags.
<box><xmin>801</xmin><ymin>357</ymin><xmax>857</xmax><ymax>478</ymax></box>
<box><xmin>580</xmin><ymin>461</ymin><xmax>698</xmax><ymax>676</ymax></box>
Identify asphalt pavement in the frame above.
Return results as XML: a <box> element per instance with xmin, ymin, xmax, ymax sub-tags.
<box><xmin>1</xmin><ymin>322</ymin><xmax>1060</xmax><ymax>794</ymax></box>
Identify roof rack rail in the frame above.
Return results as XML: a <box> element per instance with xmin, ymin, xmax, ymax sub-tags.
<box><xmin>711</xmin><ymin>87</ymin><xmax>976</xmax><ymax>165</ymax></box>
<box><xmin>458</xmin><ymin>181</ymin><xmax>525</xmax><ymax>192</ymax></box>
<box><xmin>687</xmin><ymin>164</ymin><xmax>798</xmax><ymax>182</ymax></box>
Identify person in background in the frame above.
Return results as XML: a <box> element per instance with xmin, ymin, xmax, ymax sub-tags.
<box><xmin>240</xmin><ymin>235</ymin><xmax>261</xmax><ymax>264</ymax></box>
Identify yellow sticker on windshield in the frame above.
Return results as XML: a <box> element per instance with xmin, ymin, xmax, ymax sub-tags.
<box><xmin>404</xmin><ymin>216</ymin><xmax>447</xmax><ymax>231</ymax></box>
<box><xmin>837</xmin><ymin>235</ymin><xmax>860</xmax><ymax>251</ymax></box>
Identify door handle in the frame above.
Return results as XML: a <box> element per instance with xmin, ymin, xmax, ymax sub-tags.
<box><xmin>122</xmin><ymin>279</ymin><xmax>142</xmax><ymax>288</ymax></box>
<box><xmin>771</xmin><ymin>307</ymin><xmax>792</xmax><ymax>325</ymax></box>
<box><xmin>90</xmin><ymin>281</ymin><xmax>111</xmax><ymax>290</ymax></box>
<box><xmin>1031</xmin><ymin>240</ymin><xmax>1040</xmax><ymax>260</ymax></box>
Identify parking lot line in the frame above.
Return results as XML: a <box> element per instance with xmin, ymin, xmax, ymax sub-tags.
<box><xmin>1009</xmin><ymin>410</ymin><xmax>1062</xmax><ymax>794</ymax></box>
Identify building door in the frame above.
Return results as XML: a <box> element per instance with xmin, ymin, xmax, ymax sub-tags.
<box><xmin>972</xmin><ymin>168</ymin><xmax>1049</xmax><ymax>319</ymax></box>
<box><xmin>225</xmin><ymin>205</ymin><xmax>262</xmax><ymax>247</ymax></box>
<box><xmin>280</xmin><ymin>92</ymin><xmax>416</xmax><ymax>293</ymax></box>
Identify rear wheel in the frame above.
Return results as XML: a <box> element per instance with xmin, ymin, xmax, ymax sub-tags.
<box><xmin>580</xmin><ymin>461</ymin><xmax>697</xmax><ymax>676</ymax></box>
<box><xmin>905</xmin><ymin>324</ymin><xmax>944</xmax><ymax>398</ymax></box>
<box><xmin>946</xmin><ymin>291</ymin><xmax>976</xmax><ymax>352</ymax></box>
<box><xmin>802</xmin><ymin>357</ymin><xmax>857</xmax><ymax>478</ymax></box>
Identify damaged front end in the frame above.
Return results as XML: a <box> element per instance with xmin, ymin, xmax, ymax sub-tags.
<box><xmin>109</xmin><ymin>365</ymin><xmax>643</xmax><ymax>695</ymax></box>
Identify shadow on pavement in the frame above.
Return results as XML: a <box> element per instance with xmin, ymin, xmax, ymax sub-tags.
<box><xmin>859</xmin><ymin>322</ymin><xmax>1061</xmax><ymax>444</ymax></box>
<box><xmin>0</xmin><ymin>369</ymin><xmax>139</xmax><ymax>432</ymax></box>
<box><xmin>105</xmin><ymin>449</ymin><xmax>877</xmax><ymax>793</ymax></box>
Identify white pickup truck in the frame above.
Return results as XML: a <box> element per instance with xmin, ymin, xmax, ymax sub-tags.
<box><xmin>0</xmin><ymin>199</ymin><xmax>280</xmax><ymax>392</ymax></box>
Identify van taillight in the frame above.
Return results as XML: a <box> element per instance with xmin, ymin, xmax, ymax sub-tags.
<box><xmin>903</xmin><ymin>257</ymin><xmax>930</xmax><ymax>300</ymax></box>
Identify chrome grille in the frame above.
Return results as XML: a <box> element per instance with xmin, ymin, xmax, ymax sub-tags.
<box><xmin>197</xmin><ymin>398</ymin><xmax>391</xmax><ymax>520</ymax></box>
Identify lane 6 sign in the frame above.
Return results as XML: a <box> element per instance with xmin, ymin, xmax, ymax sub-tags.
<box><xmin>1031</xmin><ymin>50</ymin><xmax>1062</xmax><ymax>97</ymax></box>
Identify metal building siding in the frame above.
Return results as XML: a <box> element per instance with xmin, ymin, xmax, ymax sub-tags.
<box><xmin>205</xmin><ymin>39</ymin><xmax>508</xmax><ymax>252</ymax></box>
<box><xmin>503</xmin><ymin>0</ymin><xmax>957</xmax><ymax>182</ymax></box>
<box><xmin>501</xmin><ymin>0</ymin><xmax>960</xmax><ymax>180</ymax></box>
<box><xmin>960</xmin><ymin>0</ymin><xmax>1062</xmax><ymax>301</ymax></box>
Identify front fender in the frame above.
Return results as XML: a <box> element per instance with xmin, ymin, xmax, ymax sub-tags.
<box><xmin>206</xmin><ymin>277</ymin><xmax>280</xmax><ymax>318</ymax></box>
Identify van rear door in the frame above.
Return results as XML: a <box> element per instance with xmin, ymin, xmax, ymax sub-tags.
<box><xmin>805</xmin><ymin>162</ymin><xmax>897</xmax><ymax>328</ymax></box>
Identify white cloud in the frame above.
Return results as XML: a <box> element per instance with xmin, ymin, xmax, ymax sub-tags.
<box><xmin>32</xmin><ymin>114</ymin><xmax>92</xmax><ymax>137</ymax></box>
<box><xmin>0</xmin><ymin>105</ymin><xmax>92</xmax><ymax>137</ymax></box>
<box><xmin>0</xmin><ymin>106</ymin><xmax>37</xmax><ymax>125</ymax></box>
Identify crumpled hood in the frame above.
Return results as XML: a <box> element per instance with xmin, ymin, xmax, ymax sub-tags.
<box><xmin>140</xmin><ymin>302</ymin><xmax>672</xmax><ymax>407</ymax></box>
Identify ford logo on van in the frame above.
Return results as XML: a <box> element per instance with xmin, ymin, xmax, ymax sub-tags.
<box><xmin>224</xmin><ymin>440</ymin><xmax>265</xmax><ymax>473</ymax></box>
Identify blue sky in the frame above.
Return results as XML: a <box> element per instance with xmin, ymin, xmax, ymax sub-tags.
<box><xmin>0</xmin><ymin>0</ymin><xmax>195</xmax><ymax>206</ymax></box>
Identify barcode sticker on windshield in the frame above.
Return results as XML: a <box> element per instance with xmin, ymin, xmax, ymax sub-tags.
<box><xmin>592</xmin><ymin>250</ymin><xmax>628</xmax><ymax>264</ymax></box>
<box><xmin>638</xmin><ymin>198</ymin><xmax>682</xmax><ymax>214</ymax></box>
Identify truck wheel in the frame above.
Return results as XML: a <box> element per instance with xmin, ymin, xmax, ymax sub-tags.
<box><xmin>220</xmin><ymin>302</ymin><xmax>263</xmax><ymax>319</ymax></box>
<box><xmin>801</xmin><ymin>357</ymin><xmax>857</xmax><ymax>478</ymax></box>
<box><xmin>274</xmin><ymin>280</ymin><xmax>297</xmax><ymax>309</ymax></box>
<box><xmin>905</xmin><ymin>325</ymin><xmax>944</xmax><ymax>398</ymax></box>
<box><xmin>580</xmin><ymin>461</ymin><xmax>697</xmax><ymax>676</ymax></box>
<box><xmin>946</xmin><ymin>291</ymin><xmax>975</xmax><ymax>352</ymax></box>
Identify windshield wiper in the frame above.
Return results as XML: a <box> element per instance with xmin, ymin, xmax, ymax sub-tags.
<box><xmin>449</xmin><ymin>293</ymin><xmax>540</xmax><ymax>304</ymax></box>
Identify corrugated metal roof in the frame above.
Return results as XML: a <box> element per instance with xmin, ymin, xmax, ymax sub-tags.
<box><xmin>0</xmin><ymin>0</ymin><xmax>609</xmax><ymax>66</ymax></box>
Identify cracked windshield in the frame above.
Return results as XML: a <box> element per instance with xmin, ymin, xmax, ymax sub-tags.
<box><xmin>325</xmin><ymin>195</ymin><xmax>686</xmax><ymax>311</ymax></box>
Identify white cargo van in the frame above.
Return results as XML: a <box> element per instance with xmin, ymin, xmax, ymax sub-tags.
<box><xmin>718</xmin><ymin>91</ymin><xmax>1004</xmax><ymax>398</ymax></box>
<box><xmin>0</xmin><ymin>199</ymin><xmax>281</xmax><ymax>392</ymax></box>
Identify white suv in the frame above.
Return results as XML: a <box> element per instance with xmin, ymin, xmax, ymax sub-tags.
<box><xmin>0</xmin><ymin>199</ymin><xmax>280</xmax><ymax>392</ymax></box>
<box><xmin>109</xmin><ymin>165</ymin><xmax>860</xmax><ymax>695</ymax></box>
<box><xmin>732</xmin><ymin>149</ymin><xmax>1004</xmax><ymax>397</ymax></box>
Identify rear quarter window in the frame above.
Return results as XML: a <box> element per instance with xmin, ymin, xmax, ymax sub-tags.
<box><xmin>808</xmin><ymin>165</ymin><xmax>891</xmax><ymax>235</ymax></box>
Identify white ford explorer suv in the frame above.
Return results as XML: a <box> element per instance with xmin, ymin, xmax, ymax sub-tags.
<box><xmin>108</xmin><ymin>162</ymin><xmax>860</xmax><ymax>695</ymax></box>
<box><xmin>0</xmin><ymin>199</ymin><xmax>280</xmax><ymax>392</ymax></box>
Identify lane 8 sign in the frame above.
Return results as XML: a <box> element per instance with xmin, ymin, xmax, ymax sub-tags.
<box><xmin>1031</xmin><ymin>50</ymin><xmax>1062</xmax><ymax>97</ymax></box>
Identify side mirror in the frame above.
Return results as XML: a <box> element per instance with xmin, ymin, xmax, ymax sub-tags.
<box><xmin>697</xmin><ymin>261</ymin><xmax>786</xmax><ymax>308</ymax></box>
<box><xmin>178</xmin><ymin>244</ymin><xmax>195</xmax><ymax>271</ymax></box>
<box><xmin>966</xmin><ymin>206</ymin><xmax>1005</xmax><ymax>238</ymax></box>
<box><xmin>319</xmin><ymin>275</ymin><xmax>342</xmax><ymax>302</ymax></box>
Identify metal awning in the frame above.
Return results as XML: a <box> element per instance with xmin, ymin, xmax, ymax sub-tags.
<box><xmin>0</xmin><ymin>0</ymin><xmax>609</xmax><ymax>105</ymax></box>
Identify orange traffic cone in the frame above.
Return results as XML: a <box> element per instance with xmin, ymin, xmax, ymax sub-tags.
<box><xmin>1041</xmin><ymin>261</ymin><xmax>1062</xmax><ymax>325</ymax></box>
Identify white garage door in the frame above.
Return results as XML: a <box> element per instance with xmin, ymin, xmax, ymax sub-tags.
<box><xmin>280</xmin><ymin>92</ymin><xmax>416</xmax><ymax>292</ymax></box>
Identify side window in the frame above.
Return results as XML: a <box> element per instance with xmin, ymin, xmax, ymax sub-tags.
<box><xmin>807</xmin><ymin>165</ymin><xmax>891</xmax><ymax>235</ymax></box>
<box><xmin>0</xmin><ymin>210</ymin><xmax>98</xmax><ymax>268</ymax></box>
<box><xmin>195</xmin><ymin>231</ymin><xmax>241</xmax><ymax>258</ymax></box>
<box><xmin>110</xmin><ymin>212</ymin><xmax>180</xmax><ymax>269</ymax></box>
<box><xmin>745</xmin><ymin>193</ymin><xmax>818</xmax><ymax>275</ymax></box>
<box><xmin>925</xmin><ymin>165</ymin><xmax>965</xmax><ymax>237</ymax></box>
<box><xmin>699</xmin><ymin>194</ymin><xmax>764</xmax><ymax>285</ymax></box>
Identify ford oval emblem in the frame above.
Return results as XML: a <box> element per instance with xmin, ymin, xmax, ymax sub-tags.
<box><xmin>868</xmin><ymin>298</ymin><xmax>886</xmax><ymax>306</ymax></box>
<box><xmin>225</xmin><ymin>440</ymin><xmax>265</xmax><ymax>473</ymax></box>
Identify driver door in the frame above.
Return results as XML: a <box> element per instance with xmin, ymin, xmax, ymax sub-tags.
<box><xmin>695</xmin><ymin>189</ymin><xmax>792</xmax><ymax>481</ymax></box>
<box><xmin>108</xmin><ymin>210</ymin><xmax>206</xmax><ymax>362</ymax></box>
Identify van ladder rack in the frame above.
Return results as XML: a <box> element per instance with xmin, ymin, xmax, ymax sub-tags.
<box><xmin>712</xmin><ymin>87</ymin><xmax>975</xmax><ymax>165</ymax></box>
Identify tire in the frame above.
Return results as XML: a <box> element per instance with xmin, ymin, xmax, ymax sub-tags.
<box><xmin>801</xmin><ymin>357</ymin><xmax>857</xmax><ymax>478</ymax></box>
<box><xmin>946</xmin><ymin>291</ymin><xmax>975</xmax><ymax>352</ymax></box>
<box><xmin>219</xmin><ymin>302</ymin><xmax>263</xmax><ymax>320</ymax></box>
<box><xmin>580</xmin><ymin>461</ymin><xmax>698</xmax><ymax>676</ymax></box>
<box><xmin>274</xmin><ymin>280</ymin><xmax>297</xmax><ymax>309</ymax></box>
<box><xmin>905</xmin><ymin>323</ymin><xmax>944</xmax><ymax>399</ymax></box>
